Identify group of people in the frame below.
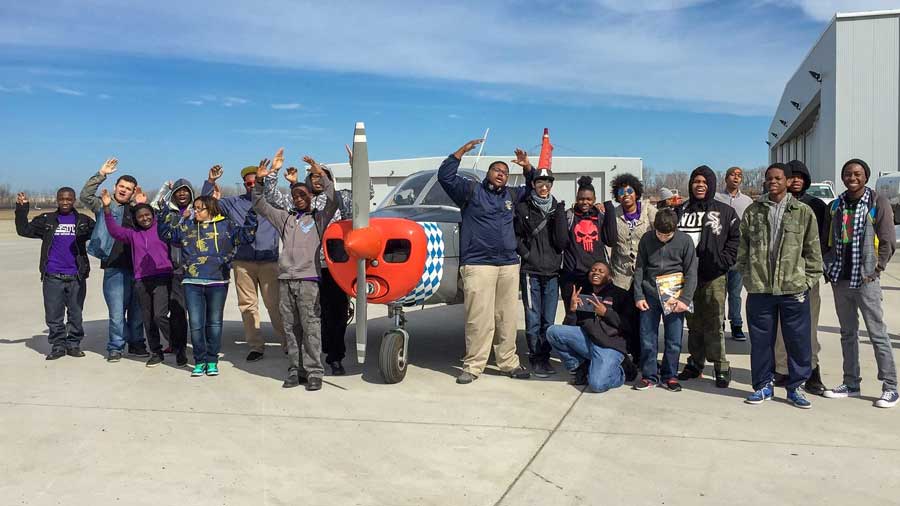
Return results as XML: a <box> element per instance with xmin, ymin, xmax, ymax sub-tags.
<box><xmin>13</xmin><ymin>139</ymin><xmax>900</xmax><ymax>407</ymax></box>
<box><xmin>440</xmin><ymin>139</ymin><xmax>897</xmax><ymax>410</ymax></box>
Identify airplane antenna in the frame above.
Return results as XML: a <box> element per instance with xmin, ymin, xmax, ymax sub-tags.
<box><xmin>472</xmin><ymin>128</ymin><xmax>489</xmax><ymax>171</ymax></box>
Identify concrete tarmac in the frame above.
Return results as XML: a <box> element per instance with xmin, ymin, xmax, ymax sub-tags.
<box><xmin>2</xmin><ymin>220</ymin><xmax>899</xmax><ymax>506</ymax></box>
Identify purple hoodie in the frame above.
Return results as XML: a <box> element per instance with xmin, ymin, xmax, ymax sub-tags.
<box><xmin>105</xmin><ymin>211</ymin><xmax>174</xmax><ymax>280</ymax></box>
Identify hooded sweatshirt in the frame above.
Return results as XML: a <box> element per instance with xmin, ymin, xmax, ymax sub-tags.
<box><xmin>676</xmin><ymin>166</ymin><xmax>740</xmax><ymax>285</ymax></box>
<box><xmin>105</xmin><ymin>210</ymin><xmax>174</xmax><ymax>280</ymax></box>
<box><xmin>786</xmin><ymin>160</ymin><xmax>828</xmax><ymax>255</ymax></box>
<box><xmin>157</xmin><ymin>209</ymin><xmax>257</xmax><ymax>283</ymax></box>
<box><xmin>152</xmin><ymin>178</ymin><xmax>194</xmax><ymax>274</ymax></box>
<box><xmin>562</xmin><ymin>202</ymin><xmax>616</xmax><ymax>276</ymax></box>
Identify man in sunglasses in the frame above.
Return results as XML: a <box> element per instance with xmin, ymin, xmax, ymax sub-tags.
<box><xmin>438</xmin><ymin>139</ymin><xmax>535</xmax><ymax>384</ymax></box>
<box><xmin>204</xmin><ymin>164</ymin><xmax>285</xmax><ymax>362</ymax></box>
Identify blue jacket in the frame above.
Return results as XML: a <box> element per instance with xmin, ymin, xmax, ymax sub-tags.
<box><xmin>157</xmin><ymin>210</ymin><xmax>257</xmax><ymax>282</ymax></box>
<box><xmin>201</xmin><ymin>181</ymin><xmax>279</xmax><ymax>262</ymax></box>
<box><xmin>437</xmin><ymin>155</ymin><xmax>531</xmax><ymax>266</ymax></box>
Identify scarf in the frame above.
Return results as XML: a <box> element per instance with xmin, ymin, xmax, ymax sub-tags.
<box><xmin>826</xmin><ymin>187</ymin><xmax>873</xmax><ymax>288</ymax></box>
<box><xmin>623</xmin><ymin>201</ymin><xmax>642</xmax><ymax>229</ymax></box>
<box><xmin>530</xmin><ymin>190</ymin><xmax>553</xmax><ymax>215</ymax></box>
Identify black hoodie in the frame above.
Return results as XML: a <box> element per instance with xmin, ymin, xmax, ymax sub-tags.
<box><xmin>514</xmin><ymin>195</ymin><xmax>569</xmax><ymax>276</ymax></box>
<box><xmin>676</xmin><ymin>165</ymin><xmax>740</xmax><ymax>284</ymax></box>
<box><xmin>157</xmin><ymin>178</ymin><xmax>195</xmax><ymax>274</ymax></box>
<box><xmin>787</xmin><ymin>160</ymin><xmax>828</xmax><ymax>255</ymax></box>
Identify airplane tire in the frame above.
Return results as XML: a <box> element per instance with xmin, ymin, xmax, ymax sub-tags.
<box><xmin>379</xmin><ymin>330</ymin><xmax>407</xmax><ymax>384</ymax></box>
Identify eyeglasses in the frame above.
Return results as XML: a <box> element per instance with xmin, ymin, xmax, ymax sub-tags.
<box><xmin>193</xmin><ymin>206</ymin><xmax>207</xmax><ymax>212</ymax></box>
<box><xmin>534</xmin><ymin>181</ymin><xmax>552</xmax><ymax>189</ymax></box>
<box><xmin>615</xmin><ymin>187</ymin><xmax>635</xmax><ymax>197</ymax></box>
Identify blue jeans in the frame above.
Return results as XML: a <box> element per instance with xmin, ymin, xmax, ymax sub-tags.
<box><xmin>726</xmin><ymin>268</ymin><xmax>743</xmax><ymax>328</ymax></box>
<box><xmin>747</xmin><ymin>292</ymin><xmax>812</xmax><ymax>390</ymax></box>
<box><xmin>184</xmin><ymin>283</ymin><xmax>228</xmax><ymax>364</ymax></box>
<box><xmin>102</xmin><ymin>267</ymin><xmax>144</xmax><ymax>353</ymax></box>
<box><xmin>546</xmin><ymin>324</ymin><xmax>625</xmax><ymax>393</ymax></box>
<box><xmin>638</xmin><ymin>296</ymin><xmax>685</xmax><ymax>383</ymax></box>
<box><xmin>520</xmin><ymin>273</ymin><xmax>558</xmax><ymax>362</ymax></box>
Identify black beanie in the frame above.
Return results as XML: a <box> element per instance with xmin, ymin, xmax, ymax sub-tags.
<box><xmin>765</xmin><ymin>162</ymin><xmax>792</xmax><ymax>179</ymax></box>
<box><xmin>842</xmin><ymin>158</ymin><xmax>871</xmax><ymax>182</ymax></box>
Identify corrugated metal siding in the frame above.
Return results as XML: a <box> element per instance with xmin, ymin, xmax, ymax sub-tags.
<box><xmin>835</xmin><ymin>16</ymin><xmax>900</xmax><ymax>179</ymax></box>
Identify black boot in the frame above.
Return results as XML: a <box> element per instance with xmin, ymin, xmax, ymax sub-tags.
<box><xmin>805</xmin><ymin>366</ymin><xmax>826</xmax><ymax>396</ymax></box>
<box><xmin>622</xmin><ymin>355</ymin><xmax>638</xmax><ymax>382</ymax></box>
<box><xmin>569</xmin><ymin>361</ymin><xmax>589</xmax><ymax>386</ymax></box>
<box><xmin>677</xmin><ymin>363</ymin><xmax>702</xmax><ymax>381</ymax></box>
<box><xmin>714</xmin><ymin>368</ymin><xmax>731</xmax><ymax>388</ymax></box>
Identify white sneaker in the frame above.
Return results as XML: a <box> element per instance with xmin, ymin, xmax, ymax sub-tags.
<box><xmin>874</xmin><ymin>390</ymin><xmax>899</xmax><ymax>409</ymax></box>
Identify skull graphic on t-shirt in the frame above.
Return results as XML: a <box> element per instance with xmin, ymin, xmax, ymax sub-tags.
<box><xmin>573</xmin><ymin>219</ymin><xmax>599</xmax><ymax>253</ymax></box>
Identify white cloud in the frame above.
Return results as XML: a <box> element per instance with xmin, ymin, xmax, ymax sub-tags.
<box><xmin>47</xmin><ymin>85</ymin><xmax>84</xmax><ymax>96</ymax></box>
<box><xmin>271</xmin><ymin>103</ymin><xmax>302</xmax><ymax>110</ymax></box>
<box><xmin>184</xmin><ymin>99</ymin><xmax>204</xmax><ymax>106</ymax></box>
<box><xmin>0</xmin><ymin>84</ymin><xmax>32</xmax><ymax>93</ymax></box>
<box><xmin>448</xmin><ymin>113</ymin><xmax>461</xmax><ymax>119</ymax></box>
<box><xmin>0</xmin><ymin>1</ymin><xmax>832</xmax><ymax>115</ymax></box>
<box><xmin>97</xmin><ymin>93</ymin><xmax>111</xmax><ymax>99</ymax></box>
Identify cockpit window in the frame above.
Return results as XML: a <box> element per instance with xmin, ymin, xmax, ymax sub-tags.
<box><xmin>421</xmin><ymin>172</ymin><xmax>479</xmax><ymax>207</ymax></box>
<box><xmin>379</xmin><ymin>171</ymin><xmax>434</xmax><ymax>209</ymax></box>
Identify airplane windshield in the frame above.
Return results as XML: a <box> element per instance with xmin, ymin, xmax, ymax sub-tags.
<box><xmin>380</xmin><ymin>171</ymin><xmax>434</xmax><ymax>208</ymax></box>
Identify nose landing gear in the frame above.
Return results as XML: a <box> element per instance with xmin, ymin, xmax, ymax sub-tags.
<box><xmin>379</xmin><ymin>304</ymin><xmax>409</xmax><ymax>384</ymax></box>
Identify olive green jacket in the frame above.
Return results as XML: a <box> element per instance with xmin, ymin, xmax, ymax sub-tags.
<box><xmin>736</xmin><ymin>194</ymin><xmax>823</xmax><ymax>295</ymax></box>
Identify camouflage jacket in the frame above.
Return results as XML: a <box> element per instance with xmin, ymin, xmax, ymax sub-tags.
<box><xmin>736</xmin><ymin>194</ymin><xmax>822</xmax><ymax>295</ymax></box>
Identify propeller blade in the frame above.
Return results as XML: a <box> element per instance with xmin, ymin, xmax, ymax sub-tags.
<box><xmin>351</xmin><ymin>122</ymin><xmax>370</xmax><ymax>364</ymax></box>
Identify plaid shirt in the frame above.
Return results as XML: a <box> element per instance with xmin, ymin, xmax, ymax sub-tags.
<box><xmin>826</xmin><ymin>187</ymin><xmax>874</xmax><ymax>288</ymax></box>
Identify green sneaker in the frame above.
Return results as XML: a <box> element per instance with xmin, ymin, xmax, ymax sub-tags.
<box><xmin>206</xmin><ymin>362</ymin><xmax>219</xmax><ymax>376</ymax></box>
<box><xmin>191</xmin><ymin>363</ymin><xmax>206</xmax><ymax>377</ymax></box>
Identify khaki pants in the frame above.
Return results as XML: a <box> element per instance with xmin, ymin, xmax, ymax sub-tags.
<box><xmin>775</xmin><ymin>281</ymin><xmax>821</xmax><ymax>374</ymax></box>
<box><xmin>460</xmin><ymin>264</ymin><xmax>522</xmax><ymax>376</ymax></box>
<box><xmin>232</xmin><ymin>260</ymin><xmax>285</xmax><ymax>353</ymax></box>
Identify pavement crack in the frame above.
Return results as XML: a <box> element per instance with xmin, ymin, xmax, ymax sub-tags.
<box><xmin>529</xmin><ymin>470</ymin><xmax>564</xmax><ymax>491</ymax></box>
<box><xmin>493</xmin><ymin>387</ymin><xmax>585</xmax><ymax>506</ymax></box>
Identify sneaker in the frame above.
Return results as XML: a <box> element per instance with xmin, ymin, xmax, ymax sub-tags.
<box><xmin>328</xmin><ymin>361</ymin><xmax>346</xmax><ymax>376</ymax></box>
<box><xmin>128</xmin><ymin>344</ymin><xmax>150</xmax><ymax>357</ymax></box>
<box><xmin>205</xmin><ymin>363</ymin><xmax>219</xmax><ymax>376</ymax></box>
<box><xmin>531</xmin><ymin>360</ymin><xmax>555</xmax><ymax>379</ymax></box>
<box><xmin>804</xmin><ymin>366</ymin><xmax>827</xmax><ymax>396</ymax></box>
<box><xmin>456</xmin><ymin>371</ymin><xmax>478</xmax><ymax>385</ymax></box>
<box><xmin>787</xmin><ymin>388</ymin><xmax>812</xmax><ymax>409</ymax></box>
<box><xmin>715</xmin><ymin>368</ymin><xmax>731</xmax><ymax>389</ymax></box>
<box><xmin>175</xmin><ymin>351</ymin><xmax>188</xmax><ymax>367</ymax></box>
<box><xmin>823</xmin><ymin>384</ymin><xmax>861</xmax><ymax>399</ymax></box>
<box><xmin>731</xmin><ymin>326</ymin><xmax>747</xmax><ymax>341</ymax></box>
<box><xmin>306</xmin><ymin>376</ymin><xmax>323</xmax><ymax>391</ymax></box>
<box><xmin>874</xmin><ymin>390</ymin><xmax>899</xmax><ymax>409</ymax></box>
<box><xmin>569</xmin><ymin>361</ymin><xmax>589</xmax><ymax>386</ymax></box>
<box><xmin>505</xmin><ymin>366</ymin><xmax>531</xmax><ymax>380</ymax></box>
<box><xmin>634</xmin><ymin>378</ymin><xmax>656</xmax><ymax>391</ymax></box>
<box><xmin>677</xmin><ymin>364</ymin><xmax>702</xmax><ymax>381</ymax></box>
<box><xmin>45</xmin><ymin>347</ymin><xmax>66</xmax><ymax>360</ymax></box>
<box><xmin>664</xmin><ymin>379</ymin><xmax>682</xmax><ymax>392</ymax></box>
<box><xmin>106</xmin><ymin>351</ymin><xmax>123</xmax><ymax>363</ymax></box>
<box><xmin>773</xmin><ymin>372</ymin><xmax>788</xmax><ymax>388</ymax></box>
<box><xmin>66</xmin><ymin>347</ymin><xmax>85</xmax><ymax>358</ymax></box>
<box><xmin>745</xmin><ymin>383</ymin><xmax>774</xmax><ymax>404</ymax></box>
<box><xmin>246</xmin><ymin>351</ymin><xmax>264</xmax><ymax>362</ymax></box>
<box><xmin>146</xmin><ymin>354</ymin><xmax>164</xmax><ymax>368</ymax></box>
<box><xmin>191</xmin><ymin>363</ymin><xmax>207</xmax><ymax>377</ymax></box>
<box><xmin>282</xmin><ymin>372</ymin><xmax>307</xmax><ymax>389</ymax></box>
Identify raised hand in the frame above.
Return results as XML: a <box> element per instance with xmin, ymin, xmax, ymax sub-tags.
<box><xmin>101</xmin><ymin>189</ymin><xmax>112</xmax><ymax>207</ymax></box>
<box><xmin>271</xmin><ymin>147</ymin><xmax>285</xmax><ymax>173</ymax></box>
<box><xmin>208</xmin><ymin>165</ymin><xmax>224</xmax><ymax>183</ymax></box>
<box><xmin>256</xmin><ymin>158</ymin><xmax>272</xmax><ymax>179</ymax></box>
<box><xmin>569</xmin><ymin>286</ymin><xmax>583</xmax><ymax>313</ymax></box>
<box><xmin>511</xmin><ymin>148</ymin><xmax>531</xmax><ymax>169</ymax></box>
<box><xmin>133</xmin><ymin>186</ymin><xmax>147</xmax><ymax>204</ymax></box>
<box><xmin>345</xmin><ymin>144</ymin><xmax>353</xmax><ymax>165</ymax></box>
<box><xmin>16</xmin><ymin>192</ymin><xmax>28</xmax><ymax>205</ymax></box>
<box><xmin>285</xmin><ymin>167</ymin><xmax>299</xmax><ymax>184</ymax></box>
<box><xmin>453</xmin><ymin>139</ymin><xmax>484</xmax><ymax>159</ymax></box>
<box><xmin>100</xmin><ymin>158</ymin><xmax>118</xmax><ymax>176</ymax></box>
<box><xmin>302</xmin><ymin>155</ymin><xmax>321</xmax><ymax>172</ymax></box>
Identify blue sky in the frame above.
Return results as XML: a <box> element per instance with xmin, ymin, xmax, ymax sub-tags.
<box><xmin>1</xmin><ymin>0</ymin><xmax>896</xmax><ymax>192</ymax></box>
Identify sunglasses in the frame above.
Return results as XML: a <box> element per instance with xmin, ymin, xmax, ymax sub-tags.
<box><xmin>534</xmin><ymin>181</ymin><xmax>552</xmax><ymax>189</ymax></box>
<box><xmin>615</xmin><ymin>187</ymin><xmax>635</xmax><ymax>197</ymax></box>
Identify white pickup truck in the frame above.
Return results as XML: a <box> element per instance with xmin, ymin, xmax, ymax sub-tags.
<box><xmin>806</xmin><ymin>182</ymin><xmax>837</xmax><ymax>207</ymax></box>
<box><xmin>875</xmin><ymin>173</ymin><xmax>900</xmax><ymax>225</ymax></box>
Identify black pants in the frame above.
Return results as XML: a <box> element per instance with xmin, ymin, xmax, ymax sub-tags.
<box><xmin>320</xmin><ymin>268</ymin><xmax>349</xmax><ymax>363</ymax></box>
<box><xmin>43</xmin><ymin>274</ymin><xmax>86</xmax><ymax>350</ymax></box>
<box><xmin>159</xmin><ymin>274</ymin><xmax>188</xmax><ymax>354</ymax></box>
<box><xmin>135</xmin><ymin>276</ymin><xmax>173</xmax><ymax>355</ymax></box>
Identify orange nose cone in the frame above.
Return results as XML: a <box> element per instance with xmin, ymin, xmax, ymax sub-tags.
<box><xmin>345</xmin><ymin>226</ymin><xmax>383</xmax><ymax>260</ymax></box>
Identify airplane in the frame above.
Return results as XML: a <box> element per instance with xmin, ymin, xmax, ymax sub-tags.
<box><xmin>322</xmin><ymin>124</ymin><xmax>552</xmax><ymax>383</ymax></box>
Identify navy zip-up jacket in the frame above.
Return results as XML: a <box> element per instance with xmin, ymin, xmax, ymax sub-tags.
<box><xmin>201</xmin><ymin>181</ymin><xmax>279</xmax><ymax>263</ymax></box>
<box><xmin>438</xmin><ymin>155</ymin><xmax>532</xmax><ymax>266</ymax></box>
